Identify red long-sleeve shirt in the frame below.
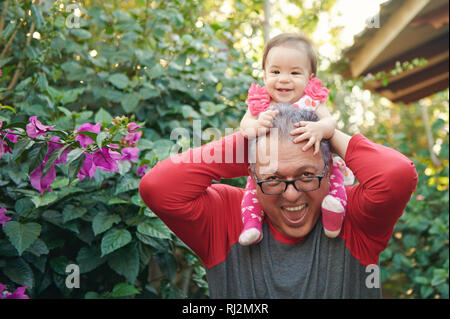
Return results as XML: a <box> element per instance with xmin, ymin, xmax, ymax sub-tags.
<box><xmin>139</xmin><ymin>133</ymin><xmax>418</xmax><ymax>298</ymax></box>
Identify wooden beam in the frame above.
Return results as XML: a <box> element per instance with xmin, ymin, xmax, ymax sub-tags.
<box><xmin>365</xmin><ymin>33</ymin><xmax>449</xmax><ymax>75</ymax></box>
<box><xmin>349</xmin><ymin>0</ymin><xmax>431</xmax><ymax>78</ymax></box>
<box><xmin>380</xmin><ymin>72</ymin><xmax>449</xmax><ymax>100</ymax></box>
<box><xmin>364</xmin><ymin>50</ymin><xmax>449</xmax><ymax>90</ymax></box>
<box><xmin>395</xmin><ymin>79</ymin><xmax>449</xmax><ymax>103</ymax></box>
<box><xmin>382</xmin><ymin>59</ymin><xmax>448</xmax><ymax>91</ymax></box>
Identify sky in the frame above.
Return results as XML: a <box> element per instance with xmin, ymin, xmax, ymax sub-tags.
<box><xmin>267</xmin><ymin>0</ymin><xmax>390</xmax><ymax>64</ymax></box>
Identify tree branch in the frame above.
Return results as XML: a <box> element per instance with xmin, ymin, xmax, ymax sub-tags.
<box><xmin>0</xmin><ymin>20</ymin><xmax>23</xmax><ymax>61</ymax></box>
<box><xmin>0</xmin><ymin>0</ymin><xmax>10</xmax><ymax>35</ymax></box>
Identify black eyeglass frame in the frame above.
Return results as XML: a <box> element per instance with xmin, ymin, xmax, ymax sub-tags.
<box><xmin>252</xmin><ymin>163</ymin><xmax>328</xmax><ymax>195</ymax></box>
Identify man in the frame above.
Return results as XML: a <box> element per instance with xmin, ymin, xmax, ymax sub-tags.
<box><xmin>139</xmin><ymin>104</ymin><xmax>418</xmax><ymax>298</ymax></box>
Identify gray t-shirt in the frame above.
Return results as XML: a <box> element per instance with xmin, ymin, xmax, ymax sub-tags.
<box><xmin>206</xmin><ymin>220</ymin><xmax>381</xmax><ymax>299</ymax></box>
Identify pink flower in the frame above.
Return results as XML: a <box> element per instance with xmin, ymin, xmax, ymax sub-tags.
<box><xmin>26</xmin><ymin>116</ymin><xmax>55</xmax><ymax>138</ymax></box>
<box><xmin>47</xmin><ymin>136</ymin><xmax>70</xmax><ymax>165</ymax></box>
<box><xmin>74</xmin><ymin>122</ymin><xmax>101</xmax><ymax>148</ymax></box>
<box><xmin>124</xmin><ymin>131</ymin><xmax>142</xmax><ymax>146</ymax></box>
<box><xmin>0</xmin><ymin>122</ymin><xmax>18</xmax><ymax>159</ymax></box>
<box><xmin>77</xmin><ymin>153</ymin><xmax>96</xmax><ymax>181</ymax></box>
<box><xmin>30</xmin><ymin>163</ymin><xmax>56</xmax><ymax>195</ymax></box>
<box><xmin>0</xmin><ymin>140</ymin><xmax>12</xmax><ymax>159</ymax></box>
<box><xmin>121</xmin><ymin>147</ymin><xmax>139</xmax><ymax>162</ymax></box>
<box><xmin>246</xmin><ymin>83</ymin><xmax>271</xmax><ymax>116</ymax></box>
<box><xmin>93</xmin><ymin>147</ymin><xmax>119</xmax><ymax>172</ymax></box>
<box><xmin>303</xmin><ymin>78</ymin><xmax>329</xmax><ymax>102</ymax></box>
<box><xmin>416</xmin><ymin>195</ymin><xmax>425</xmax><ymax>201</ymax></box>
<box><xmin>0</xmin><ymin>207</ymin><xmax>11</xmax><ymax>227</ymax></box>
<box><xmin>137</xmin><ymin>164</ymin><xmax>148</xmax><ymax>177</ymax></box>
<box><xmin>0</xmin><ymin>121</ymin><xmax>18</xmax><ymax>143</ymax></box>
<box><xmin>0</xmin><ymin>69</ymin><xmax>2</xmax><ymax>77</ymax></box>
<box><xmin>29</xmin><ymin>136</ymin><xmax>69</xmax><ymax>194</ymax></box>
<box><xmin>127</xmin><ymin>122</ymin><xmax>141</xmax><ymax>133</ymax></box>
<box><xmin>0</xmin><ymin>284</ymin><xmax>29</xmax><ymax>299</ymax></box>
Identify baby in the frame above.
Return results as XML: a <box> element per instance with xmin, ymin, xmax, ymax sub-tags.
<box><xmin>239</xmin><ymin>33</ymin><xmax>354</xmax><ymax>246</ymax></box>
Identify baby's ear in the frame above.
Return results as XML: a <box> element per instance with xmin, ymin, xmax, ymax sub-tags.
<box><xmin>309</xmin><ymin>73</ymin><xmax>315</xmax><ymax>80</ymax></box>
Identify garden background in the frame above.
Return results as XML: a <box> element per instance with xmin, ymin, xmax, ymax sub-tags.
<box><xmin>0</xmin><ymin>0</ymin><xmax>448</xmax><ymax>299</ymax></box>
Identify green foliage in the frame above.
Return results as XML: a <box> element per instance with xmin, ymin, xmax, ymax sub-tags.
<box><xmin>0</xmin><ymin>0</ymin><xmax>252</xmax><ymax>298</ymax></box>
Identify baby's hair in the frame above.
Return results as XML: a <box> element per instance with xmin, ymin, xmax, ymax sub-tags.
<box><xmin>262</xmin><ymin>33</ymin><xmax>317</xmax><ymax>76</ymax></box>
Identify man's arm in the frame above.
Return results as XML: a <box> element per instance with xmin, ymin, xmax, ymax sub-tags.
<box><xmin>337</xmin><ymin>133</ymin><xmax>418</xmax><ymax>265</ymax></box>
<box><xmin>139</xmin><ymin>132</ymin><xmax>248</xmax><ymax>267</ymax></box>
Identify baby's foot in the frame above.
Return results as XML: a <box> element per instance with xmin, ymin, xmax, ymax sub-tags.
<box><xmin>321</xmin><ymin>195</ymin><xmax>345</xmax><ymax>238</ymax></box>
<box><xmin>239</xmin><ymin>228</ymin><xmax>262</xmax><ymax>246</ymax></box>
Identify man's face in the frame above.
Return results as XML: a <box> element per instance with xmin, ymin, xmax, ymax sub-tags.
<box><xmin>249</xmin><ymin>136</ymin><xmax>330</xmax><ymax>239</ymax></box>
<box><xmin>263</xmin><ymin>45</ymin><xmax>313</xmax><ymax>104</ymax></box>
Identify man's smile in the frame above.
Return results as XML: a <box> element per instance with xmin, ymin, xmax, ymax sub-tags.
<box><xmin>280</xmin><ymin>203</ymin><xmax>308</xmax><ymax>227</ymax></box>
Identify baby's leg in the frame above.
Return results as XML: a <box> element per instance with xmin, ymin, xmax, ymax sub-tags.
<box><xmin>239</xmin><ymin>177</ymin><xmax>264</xmax><ymax>246</ymax></box>
<box><xmin>321</xmin><ymin>159</ymin><xmax>347</xmax><ymax>238</ymax></box>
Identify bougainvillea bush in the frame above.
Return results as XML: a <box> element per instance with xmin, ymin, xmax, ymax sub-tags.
<box><xmin>0</xmin><ymin>0</ymin><xmax>254</xmax><ymax>298</ymax></box>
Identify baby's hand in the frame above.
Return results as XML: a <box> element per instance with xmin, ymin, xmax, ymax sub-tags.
<box><xmin>257</xmin><ymin>109</ymin><xmax>279</xmax><ymax>132</ymax></box>
<box><xmin>240</xmin><ymin>109</ymin><xmax>279</xmax><ymax>138</ymax></box>
<box><xmin>290</xmin><ymin>121</ymin><xmax>327</xmax><ymax>155</ymax></box>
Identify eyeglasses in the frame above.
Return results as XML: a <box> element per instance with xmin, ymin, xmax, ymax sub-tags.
<box><xmin>253</xmin><ymin>164</ymin><xmax>328</xmax><ymax>195</ymax></box>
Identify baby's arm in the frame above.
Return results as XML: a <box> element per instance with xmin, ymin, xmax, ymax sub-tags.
<box><xmin>290</xmin><ymin>102</ymin><xmax>336</xmax><ymax>154</ymax></box>
<box><xmin>240</xmin><ymin>108</ymin><xmax>279</xmax><ymax>139</ymax></box>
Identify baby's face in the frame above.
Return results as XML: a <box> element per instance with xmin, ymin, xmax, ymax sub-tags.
<box><xmin>263</xmin><ymin>45</ymin><xmax>313</xmax><ymax>104</ymax></box>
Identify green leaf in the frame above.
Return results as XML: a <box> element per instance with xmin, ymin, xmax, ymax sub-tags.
<box><xmin>106</xmin><ymin>282</ymin><xmax>140</xmax><ymax>297</ymax></box>
<box><xmin>137</xmin><ymin>219</ymin><xmax>172</xmax><ymax>240</ymax></box>
<box><xmin>43</xmin><ymin>144</ymin><xmax>70</xmax><ymax>176</ymax></box>
<box><xmin>62</xmin><ymin>204</ymin><xmax>87</xmax><ymax>223</ymax></box>
<box><xmin>31</xmin><ymin>4</ymin><xmax>45</xmax><ymax>29</ymax></box>
<box><xmin>96</xmin><ymin>131</ymin><xmax>109</xmax><ymax>148</ymax></box>
<box><xmin>66</xmin><ymin>148</ymin><xmax>84</xmax><ymax>165</ymax></box>
<box><xmin>28</xmin><ymin>142</ymin><xmax>48</xmax><ymax>173</ymax></box>
<box><xmin>120</xmin><ymin>91</ymin><xmax>140</xmax><ymax>113</ymax></box>
<box><xmin>3</xmin><ymin>221</ymin><xmax>42</xmax><ymax>255</ymax></box>
<box><xmin>181</xmin><ymin>104</ymin><xmax>201</xmax><ymax>119</ymax></box>
<box><xmin>107</xmin><ymin>242</ymin><xmax>139</xmax><ymax>284</ymax></box>
<box><xmin>12</xmin><ymin>137</ymin><xmax>34</xmax><ymax>160</ymax></box>
<box><xmin>199</xmin><ymin>101</ymin><xmax>226</xmax><ymax>116</ymax></box>
<box><xmin>95</xmin><ymin>108</ymin><xmax>113</xmax><ymax>124</ymax></box>
<box><xmin>3</xmin><ymin>258</ymin><xmax>34</xmax><ymax>289</ymax></box>
<box><xmin>75</xmin><ymin>130</ymin><xmax>98</xmax><ymax>141</ymax></box>
<box><xmin>92</xmin><ymin>211</ymin><xmax>121</xmax><ymax>236</ymax></box>
<box><xmin>115</xmin><ymin>175</ymin><xmax>140</xmax><ymax>195</ymax></box>
<box><xmin>61</xmin><ymin>88</ymin><xmax>85</xmax><ymax>105</ymax></box>
<box><xmin>71</xmin><ymin>28</ymin><xmax>92</xmax><ymax>39</ymax></box>
<box><xmin>30</xmin><ymin>191</ymin><xmax>58</xmax><ymax>208</ymax></box>
<box><xmin>68</xmin><ymin>152</ymin><xmax>85</xmax><ymax>181</ymax></box>
<box><xmin>14</xmin><ymin>197</ymin><xmax>35</xmax><ymax>215</ymax></box>
<box><xmin>101</xmin><ymin>228</ymin><xmax>132</xmax><ymax>257</ymax></box>
<box><xmin>76</xmin><ymin>246</ymin><xmax>106</xmax><ymax>274</ymax></box>
<box><xmin>108</xmin><ymin>73</ymin><xmax>129</xmax><ymax>89</ymax></box>
<box><xmin>25</xmin><ymin>238</ymin><xmax>49</xmax><ymax>256</ymax></box>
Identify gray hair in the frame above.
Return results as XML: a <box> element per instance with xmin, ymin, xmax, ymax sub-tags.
<box><xmin>249</xmin><ymin>103</ymin><xmax>331</xmax><ymax>173</ymax></box>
